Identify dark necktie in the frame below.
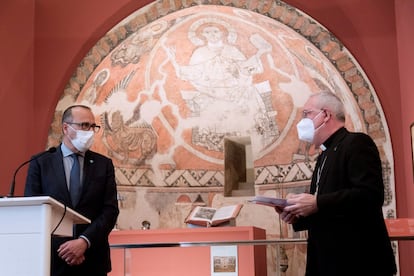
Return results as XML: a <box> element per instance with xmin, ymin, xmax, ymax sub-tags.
<box><xmin>70</xmin><ymin>154</ymin><xmax>81</xmax><ymax>206</ymax></box>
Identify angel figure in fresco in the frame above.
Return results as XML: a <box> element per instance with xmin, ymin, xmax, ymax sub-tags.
<box><xmin>111</xmin><ymin>21</ymin><xmax>168</xmax><ymax>67</ymax></box>
<box><xmin>84</xmin><ymin>69</ymin><xmax>110</xmax><ymax>104</ymax></box>
<box><xmin>165</xmin><ymin>18</ymin><xmax>279</xmax><ymax>151</ymax></box>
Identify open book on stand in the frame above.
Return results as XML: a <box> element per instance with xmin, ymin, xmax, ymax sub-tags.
<box><xmin>249</xmin><ymin>196</ymin><xmax>288</xmax><ymax>208</ymax></box>
<box><xmin>185</xmin><ymin>204</ymin><xmax>243</xmax><ymax>227</ymax></box>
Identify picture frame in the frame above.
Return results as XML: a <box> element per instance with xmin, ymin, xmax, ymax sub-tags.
<box><xmin>411</xmin><ymin>123</ymin><xmax>414</xmax><ymax>180</ymax></box>
<box><xmin>210</xmin><ymin>245</ymin><xmax>238</xmax><ymax>276</ymax></box>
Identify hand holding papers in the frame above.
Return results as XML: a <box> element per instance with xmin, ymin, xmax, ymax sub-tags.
<box><xmin>249</xmin><ymin>196</ymin><xmax>299</xmax><ymax>224</ymax></box>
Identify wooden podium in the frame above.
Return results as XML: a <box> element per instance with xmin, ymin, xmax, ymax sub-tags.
<box><xmin>0</xmin><ymin>196</ymin><xmax>90</xmax><ymax>276</ymax></box>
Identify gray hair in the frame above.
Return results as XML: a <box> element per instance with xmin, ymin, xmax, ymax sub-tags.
<box><xmin>311</xmin><ymin>91</ymin><xmax>346</xmax><ymax>122</ymax></box>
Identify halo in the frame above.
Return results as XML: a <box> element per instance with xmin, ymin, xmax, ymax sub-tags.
<box><xmin>188</xmin><ymin>17</ymin><xmax>237</xmax><ymax>46</ymax></box>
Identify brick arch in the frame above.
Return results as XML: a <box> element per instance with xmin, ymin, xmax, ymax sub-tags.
<box><xmin>57</xmin><ymin>0</ymin><xmax>388</xmax><ymax>143</ymax></box>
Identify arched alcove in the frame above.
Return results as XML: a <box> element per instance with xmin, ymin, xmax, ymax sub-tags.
<box><xmin>47</xmin><ymin>1</ymin><xmax>397</xmax><ymax>274</ymax></box>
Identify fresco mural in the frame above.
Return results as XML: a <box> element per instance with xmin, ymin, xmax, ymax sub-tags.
<box><xmin>49</xmin><ymin>1</ymin><xmax>397</xmax><ymax>275</ymax></box>
<box><xmin>60</xmin><ymin>6</ymin><xmax>365</xmax><ymax>182</ymax></box>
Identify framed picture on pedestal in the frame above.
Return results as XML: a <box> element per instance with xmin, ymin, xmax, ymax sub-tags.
<box><xmin>210</xmin><ymin>245</ymin><xmax>238</xmax><ymax>276</ymax></box>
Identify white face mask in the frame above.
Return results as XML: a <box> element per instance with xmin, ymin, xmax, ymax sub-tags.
<box><xmin>296</xmin><ymin>111</ymin><xmax>324</xmax><ymax>143</ymax></box>
<box><xmin>296</xmin><ymin>118</ymin><xmax>315</xmax><ymax>143</ymax></box>
<box><xmin>68</xmin><ymin>125</ymin><xmax>94</xmax><ymax>152</ymax></box>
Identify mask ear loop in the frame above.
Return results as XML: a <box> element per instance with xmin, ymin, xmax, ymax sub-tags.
<box><xmin>314</xmin><ymin>109</ymin><xmax>327</xmax><ymax>132</ymax></box>
<box><xmin>321</xmin><ymin>109</ymin><xmax>330</xmax><ymax>122</ymax></box>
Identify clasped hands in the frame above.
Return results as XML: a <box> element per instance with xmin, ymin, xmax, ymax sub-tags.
<box><xmin>57</xmin><ymin>238</ymin><xmax>88</xmax><ymax>266</ymax></box>
<box><xmin>275</xmin><ymin>193</ymin><xmax>318</xmax><ymax>224</ymax></box>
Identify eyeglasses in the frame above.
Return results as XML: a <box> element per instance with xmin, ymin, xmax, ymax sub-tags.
<box><xmin>302</xmin><ymin>109</ymin><xmax>323</xmax><ymax>119</ymax></box>
<box><xmin>65</xmin><ymin>122</ymin><xmax>101</xmax><ymax>133</ymax></box>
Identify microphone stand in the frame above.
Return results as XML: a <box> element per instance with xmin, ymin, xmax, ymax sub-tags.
<box><xmin>7</xmin><ymin>147</ymin><xmax>57</xmax><ymax>197</ymax></box>
<box><xmin>8</xmin><ymin>159</ymin><xmax>33</xmax><ymax>197</ymax></box>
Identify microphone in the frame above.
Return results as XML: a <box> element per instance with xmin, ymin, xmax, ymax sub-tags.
<box><xmin>8</xmin><ymin>147</ymin><xmax>57</xmax><ymax>197</ymax></box>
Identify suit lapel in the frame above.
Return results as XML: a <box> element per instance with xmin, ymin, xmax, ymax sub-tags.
<box><xmin>318</xmin><ymin>129</ymin><xmax>347</xmax><ymax>194</ymax></box>
<box><xmin>81</xmin><ymin>151</ymin><xmax>95</xmax><ymax>197</ymax></box>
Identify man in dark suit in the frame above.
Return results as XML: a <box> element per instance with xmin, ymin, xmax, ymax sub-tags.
<box><xmin>277</xmin><ymin>91</ymin><xmax>397</xmax><ymax>276</ymax></box>
<box><xmin>25</xmin><ymin>105</ymin><xmax>119</xmax><ymax>276</ymax></box>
